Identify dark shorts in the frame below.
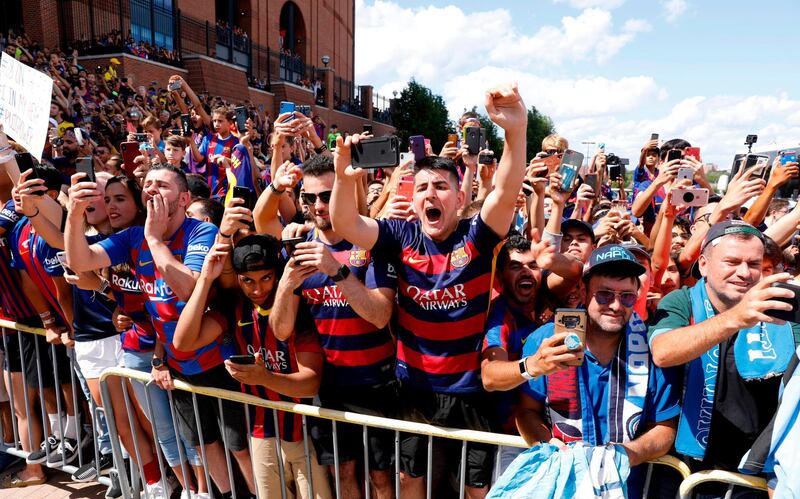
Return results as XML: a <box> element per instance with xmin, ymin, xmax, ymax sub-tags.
<box><xmin>170</xmin><ymin>363</ymin><xmax>248</xmax><ymax>452</ymax></box>
<box><xmin>22</xmin><ymin>333</ymin><xmax>73</xmax><ymax>388</ymax></box>
<box><xmin>2</xmin><ymin>331</ymin><xmax>22</xmax><ymax>373</ymax></box>
<box><xmin>398</xmin><ymin>384</ymin><xmax>495</xmax><ymax>489</ymax></box>
<box><xmin>310</xmin><ymin>381</ymin><xmax>397</xmax><ymax>470</ymax></box>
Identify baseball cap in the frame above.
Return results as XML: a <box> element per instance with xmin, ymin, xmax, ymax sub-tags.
<box><xmin>231</xmin><ymin>234</ymin><xmax>281</xmax><ymax>273</ymax></box>
<box><xmin>700</xmin><ymin>220</ymin><xmax>764</xmax><ymax>253</ymax></box>
<box><xmin>583</xmin><ymin>245</ymin><xmax>646</xmax><ymax>278</ymax></box>
<box><xmin>110</xmin><ymin>58</ymin><xmax>121</xmax><ymax>65</ymax></box>
<box><xmin>562</xmin><ymin>219</ymin><xmax>596</xmax><ymax>244</ymax></box>
<box><xmin>620</xmin><ymin>242</ymin><xmax>650</xmax><ymax>261</ymax></box>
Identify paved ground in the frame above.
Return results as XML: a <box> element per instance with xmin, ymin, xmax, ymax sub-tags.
<box><xmin>0</xmin><ymin>460</ymin><xmax>107</xmax><ymax>498</ymax></box>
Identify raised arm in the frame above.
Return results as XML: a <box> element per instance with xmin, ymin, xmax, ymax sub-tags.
<box><xmin>330</xmin><ymin>134</ymin><xmax>380</xmax><ymax>249</ymax></box>
<box><xmin>479</xmin><ymin>83</ymin><xmax>527</xmax><ymax>237</ymax></box>
<box><xmin>253</xmin><ymin>161</ymin><xmax>303</xmax><ymax>238</ymax></box>
<box><xmin>65</xmin><ymin>176</ymin><xmax>112</xmax><ymax>271</ymax></box>
<box><xmin>743</xmin><ymin>158</ymin><xmax>798</xmax><ymax>226</ymax></box>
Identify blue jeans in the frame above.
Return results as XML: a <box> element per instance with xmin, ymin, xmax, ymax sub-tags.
<box><xmin>123</xmin><ymin>350</ymin><xmax>201</xmax><ymax>466</ymax></box>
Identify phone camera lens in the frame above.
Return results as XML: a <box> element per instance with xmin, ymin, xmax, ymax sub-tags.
<box><xmin>682</xmin><ymin>191</ymin><xmax>695</xmax><ymax>203</ymax></box>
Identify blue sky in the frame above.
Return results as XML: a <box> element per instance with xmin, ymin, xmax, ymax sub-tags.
<box><xmin>354</xmin><ymin>0</ymin><xmax>800</xmax><ymax>168</ymax></box>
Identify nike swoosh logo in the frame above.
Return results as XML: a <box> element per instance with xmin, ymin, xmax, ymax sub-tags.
<box><xmin>138</xmin><ymin>260</ymin><xmax>152</xmax><ymax>266</ymax></box>
<box><xmin>237</xmin><ymin>320</ymin><xmax>254</xmax><ymax>326</ymax></box>
<box><xmin>407</xmin><ymin>256</ymin><xmax>427</xmax><ymax>265</ymax></box>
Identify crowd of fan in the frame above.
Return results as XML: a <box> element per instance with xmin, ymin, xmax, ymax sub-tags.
<box><xmin>0</xmin><ymin>26</ymin><xmax>798</xmax><ymax>499</ymax></box>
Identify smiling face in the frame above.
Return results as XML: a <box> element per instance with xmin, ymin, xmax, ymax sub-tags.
<box><xmin>586</xmin><ymin>274</ymin><xmax>638</xmax><ymax>336</ymax></box>
<box><xmin>302</xmin><ymin>172</ymin><xmax>334</xmax><ymax>231</ymax></box>
<box><xmin>237</xmin><ymin>269</ymin><xmax>277</xmax><ymax>306</ymax></box>
<box><xmin>699</xmin><ymin>234</ymin><xmax>763</xmax><ymax>310</ymax></box>
<box><xmin>501</xmin><ymin>249</ymin><xmax>541</xmax><ymax>308</ymax></box>
<box><xmin>104</xmin><ymin>181</ymin><xmax>140</xmax><ymax>229</ymax></box>
<box><xmin>412</xmin><ymin>168</ymin><xmax>464</xmax><ymax>242</ymax></box>
<box><xmin>561</xmin><ymin>228</ymin><xmax>594</xmax><ymax>262</ymax></box>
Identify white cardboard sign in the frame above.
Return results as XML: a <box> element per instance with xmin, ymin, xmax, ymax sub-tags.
<box><xmin>0</xmin><ymin>53</ymin><xmax>53</xmax><ymax>161</ymax></box>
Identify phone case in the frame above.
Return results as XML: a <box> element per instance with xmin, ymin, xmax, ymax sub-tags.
<box><xmin>554</xmin><ymin>308</ymin><xmax>587</xmax><ymax>366</ymax></box>
<box><xmin>233</xmin><ymin>187</ymin><xmax>254</xmax><ymax>210</ymax></box>
<box><xmin>235</xmin><ymin>107</ymin><xmax>247</xmax><ymax>132</ymax></box>
<box><xmin>120</xmin><ymin>142</ymin><xmax>139</xmax><ymax>177</ymax></box>
<box><xmin>409</xmin><ymin>135</ymin><xmax>426</xmax><ymax>162</ymax></box>
<box><xmin>76</xmin><ymin>157</ymin><xmax>95</xmax><ymax>183</ymax></box>
<box><xmin>677</xmin><ymin>167</ymin><xmax>694</xmax><ymax>182</ymax></box>
<box><xmin>685</xmin><ymin>147</ymin><xmax>701</xmax><ymax>162</ymax></box>
<box><xmin>397</xmin><ymin>176</ymin><xmax>414</xmax><ymax>199</ymax></box>
<box><xmin>766</xmin><ymin>282</ymin><xmax>800</xmax><ymax>323</ymax></box>
<box><xmin>670</xmin><ymin>188</ymin><xmax>709</xmax><ymax>207</ymax></box>
<box><xmin>559</xmin><ymin>150</ymin><xmax>584</xmax><ymax>191</ymax></box>
<box><xmin>464</xmin><ymin>127</ymin><xmax>481</xmax><ymax>155</ymax></box>
<box><xmin>351</xmin><ymin>136</ymin><xmax>400</xmax><ymax>169</ymax></box>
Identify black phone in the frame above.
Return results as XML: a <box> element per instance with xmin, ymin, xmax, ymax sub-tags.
<box><xmin>464</xmin><ymin>126</ymin><xmax>481</xmax><ymax>155</ymax></box>
<box><xmin>666</xmin><ymin>149</ymin><xmax>683</xmax><ymax>163</ymax></box>
<box><xmin>608</xmin><ymin>164</ymin><xmax>624</xmax><ymax>182</ymax></box>
<box><xmin>228</xmin><ymin>354</ymin><xmax>255</xmax><ymax>365</ymax></box>
<box><xmin>234</xmin><ymin>106</ymin><xmax>247</xmax><ymax>134</ymax></box>
<box><xmin>766</xmin><ymin>282</ymin><xmax>800</xmax><ymax>323</ymax></box>
<box><xmin>480</xmin><ymin>128</ymin><xmax>487</xmax><ymax>151</ymax></box>
<box><xmin>133</xmin><ymin>133</ymin><xmax>148</xmax><ymax>143</ymax></box>
<box><xmin>232</xmin><ymin>186</ymin><xmax>255</xmax><ymax>211</ymax></box>
<box><xmin>650</xmin><ymin>133</ymin><xmax>659</xmax><ymax>141</ymax></box>
<box><xmin>351</xmin><ymin>136</ymin><xmax>400</xmax><ymax>169</ymax></box>
<box><xmin>76</xmin><ymin>156</ymin><xmax>95</xmax><ymax>183</ymax></box>
<box><xmin>15</xmin><ymin>153</ymin><xmax>37</xmax><ymax>177</ymax></box>
<box><xmin>180</xmin><ymin>114</ymin><xmax>191</xmax><ymax>136</ymax></box>
<box><xmin>478</xmin><ymin>152</ymin><xmax>494</xmax><ymax>165</ymax></box>
<box><xmin>283</xmin><ymin>236</ymin><xmax>305</xmax><ymax>255</ymax></box>
<box><xmin>363</xmin><ymin>124</ymin><xmax>373</xmax><ymax>134</ymax></box>
<box><xmin>584</xmin><ymin>173</ymin><xmax>598</xmax><ymax>192</ymax></box>
<box><xmin>169</xmin><ymin>128</ymin><xmax>182</xmax><ymax>136</ymax></box>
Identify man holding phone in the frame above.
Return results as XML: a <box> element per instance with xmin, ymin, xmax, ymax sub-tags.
<box><xmin>649</xmin><ymin>221</ymin><xmax>796</xmax><ymax>495</ymax></box>
<box><xmin>517</xmin><ymin>245</ymin><xmax>680</xmax><ymax>499</ymax></box>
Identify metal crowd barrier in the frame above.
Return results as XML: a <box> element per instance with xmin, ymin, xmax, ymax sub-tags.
<box><xmin>0</xmin><ymin>322</ymin><xmax>113</xmax><ymax>487</ymax></box>
<box><xmin>678</xmin><ymin>470</ymin><xmax>768</xmax><ymax>499</ymax></box>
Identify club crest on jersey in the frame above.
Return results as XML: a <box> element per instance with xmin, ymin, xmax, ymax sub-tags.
<box><xmin>349</xmin><ymin>249</ymin><xmax>368</xmax><ymax>267</ymax></box>
<box><xmin>450</xmin><ymin>246</ymin><xmax>470</xmax><ymax>268</ymax></box>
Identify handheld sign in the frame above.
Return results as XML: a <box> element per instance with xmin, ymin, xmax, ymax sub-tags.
<box><xmin>0</xmin><ymin>53</ymin><xmax>53</xmax><ymax>161</ymax></box>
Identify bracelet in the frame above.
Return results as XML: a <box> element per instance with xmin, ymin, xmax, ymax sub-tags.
<box><xmin>219</xmin><ymin>231</ymin><xmax>233</xmax><ymax>239</ymax></box>
<box><xmin>268</xmin><ymin>182</ymin><xmax>285</xmax><ymax>194</ymax></box>
<box><xmin>314</xmin><ymin>143</ymin><xmax>328</xmax><ymax>154</ymax></box>
<box><xmin>28</xmin><ymin>208</ymin><xmax>40</xmax><ymax>218</ymax></box>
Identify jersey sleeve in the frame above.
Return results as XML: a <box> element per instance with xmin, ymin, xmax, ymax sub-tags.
<box><xmin>294</xmin><ymin>326</ymin><xmax>323</xmax><ymax>355</ymax></box>
<box><xmin>648</xmin><ymin>288</ymin><xmax>691</xmax><ymax>346</ymax></box>
<box><xmin>482</xmin><ymin>301</ymin><xmax>509</xmax><ymax>352</ymax></box>
<box><xmin>468</xmin><ymin>213</ymin><xmax>504</xmax><ymax>254</ymax></box>
<box><xmin>0</xmin><ymin>200</ymin><xmax>21</xmax><ymax>234</ymax></box>
<box><xmin>96</xmin><ymin>227</ymin><xmax>138</xmax><ymax>267</ymax></box>
<box><xmin>365</xmin><ymin>253</ymin><xmax>397</xmax><ymax>290</ymax></box>
<box><xmin>184</xmin><ymin>222</ymin><xmax>218</xmax><ymax>272</ymax></box>
<box><xmin>374</xmin><ymin>219</ymin><xmax>407</xmax><ymax>255</ymax></box>
<box><xmin>644</xmin><ymin>364</ymin><xmax>682</xmax><ymax>423</ymax></box>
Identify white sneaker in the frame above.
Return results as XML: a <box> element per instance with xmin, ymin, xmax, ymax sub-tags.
<box><xmin>144</xmin><ymin>480</ymin><xmax>170</xmax><ymax>499</ymax></box>
<box><xmin>195</xmin><ymin>493</ymin><xmax>212</xmax><ymax>499</ymax></box>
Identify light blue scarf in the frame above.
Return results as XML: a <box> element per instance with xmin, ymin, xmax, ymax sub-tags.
<box><xmin>676</xmin><ymin>278</ymin><xmax>794</xmax><ymax>459</ymax></box>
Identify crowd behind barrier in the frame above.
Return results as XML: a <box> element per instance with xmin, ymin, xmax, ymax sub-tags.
<box><xmin>0</xmin><ymin>23</ymin><xmax>799</xmax><ymax>499</ymax></box>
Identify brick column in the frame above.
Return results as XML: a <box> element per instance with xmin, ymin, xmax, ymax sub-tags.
<box><xmin>360</xmin><ymin>85</ymin><xmax>373</xmax><ymax>121</ymax></box>
<box><xmin>321</xmin><ymin>68</ymin><xmax>334</xmax><ymax>109</ymax></box>
<box><xmin>23</xmin><ymin>0</ymin><xmax>61</xmax><ymax>49</ymax></box>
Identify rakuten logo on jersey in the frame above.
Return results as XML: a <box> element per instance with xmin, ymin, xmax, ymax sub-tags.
<box><xmin>112</xmin><ymin>274</ymin><xmax>141</xmax><ymax>293</ymax></box>
<box><xmin>405</xmin><ymin>284</ymin><xmax>467</xmax><ymax>311</ymax></box>
<box><xmin>138</xmin><ymin>278</ymin><xmax>174</xmax><ymax>300</ymax></box>
<box><xmin>302</xmin><ymin>286</ymin><xmax>349</xmax><ymax>307</ymax></box>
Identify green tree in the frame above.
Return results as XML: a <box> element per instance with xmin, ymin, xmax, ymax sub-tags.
<box><xmin>390</xmin><ymin>79</ymin><xmax>452</xmax><ymax>153</ymax></box>
<box><xmin>526</xmin><ymin>106</ymin><xmax>556</xmax><ymax>160</ymax></box>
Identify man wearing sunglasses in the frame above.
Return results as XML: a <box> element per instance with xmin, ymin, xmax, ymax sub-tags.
<box><xmin>270</xmin><ymin>154</ymin><xmax>398</xmax><ymax>499</ymax></box>
<box><xmin>516</xmin><ymin>244</ymin><xmax>680</xmax><ymax>499</ymax></box>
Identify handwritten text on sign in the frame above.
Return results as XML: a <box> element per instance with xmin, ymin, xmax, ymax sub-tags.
<box><xmin>0</xmin><ymin>53</ymin><xmax>53</xmax><ymax>161</ymax></box>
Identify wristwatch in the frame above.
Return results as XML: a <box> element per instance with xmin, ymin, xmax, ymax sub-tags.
<box><xmin>331</xmin><ymin>264</ymin><xmax>351</xmax><ymax>282</ymax></box>
<box><xmin>151</xmin><ymin>357</ymin><xmax>165</xmax><ymax>369</ymax></box>
<box><xmin>519</xmin><ymin>357</ymin><xmax>535</xmax><ymax>380</ymax></box>
<box><xmin>314</xmin><ymin>143</ymin><xmax>328</xmax><ymax>154</ymax></box>
<box><xmin>97</xmin><ymin>279</ymin><xmax>111</xmax><ymax>295</ymax></box>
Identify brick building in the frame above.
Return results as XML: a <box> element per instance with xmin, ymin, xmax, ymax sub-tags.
<box><xmin>4</xmin><ymin>0</ymin><xmax>393</xmax><ymax>135</ymax></box>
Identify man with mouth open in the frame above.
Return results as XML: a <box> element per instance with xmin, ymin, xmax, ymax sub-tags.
<box><xmin>330</xmin><ymin>83</ymin><xmax>527</xmax><ymax>498</ymax></box>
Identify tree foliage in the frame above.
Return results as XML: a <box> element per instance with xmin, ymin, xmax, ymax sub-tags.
<box><xmin>526</xmin><ymin>106</ymin><xmax>556</xmax><ymax>160</ymax></box>
<box><xmin>390</xmin><ymin>79</ymin><xmax>452</xmax><ymax>152</ymax></box>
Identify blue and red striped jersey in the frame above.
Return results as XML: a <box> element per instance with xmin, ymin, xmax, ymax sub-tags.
<box><xmin>96</xmin><ymin>218</ymin><xmax>231</xmax><ymax>374</ymax></box>
<box><xmin>222</xmin><ymin>144</ymin><xmax>257</xmax><ymax>205</ymax></box>
<box><xmin>374</xmin><ymin>214</ymin><xmax>503</xmax><ymax>393</ymax></box>
<box><xmin>9</xmin><ymin>221</ymin><xmax>68</xmax><ymax>325</ymax></box>
<box><xmin>108</xmin><ymin>262</ymin><xmax>156</xmax><ymax>352</ymax></box>
<box><xmin>296</xmin><ymin>232</ymin><xmax>397</xmax><ymax>387</ymax></box>
<box><xmin>483</xmin><ymin>296</ymin><xmax>538</xmax><ymax>432</ymax></box>
<box><xmin>213</xmin><ymin>296</ymin><xmax>322</xmax><ymax>441</ymax></box>
<box><xmin>0</xmin><ymin>201</ymin><xmax>36</xmax><ymax>321</ymax></box>
<box><xmin>198</xmin><ymin>132</ymin><xmax>239</xmax><ymax>199</ymax></box>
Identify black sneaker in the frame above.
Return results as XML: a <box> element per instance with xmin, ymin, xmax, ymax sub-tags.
<box><xmin>47</xmin><ymin>437</ymin><xmax>79</xmax><ymax>466</ymax></box>
<box><xmin>105</xmin><ymin>470</ymin><xmax>122</xmax><ymax>499</ymax></box>
<box><xmin>26</xmin><ymin>435</ymin><xmax>59</xmax><ymax>464</ymax></box>
<box><xmin>71</xmin><ymin>452</ymin><xmax>114</xmax><ymax>482</ymax></box>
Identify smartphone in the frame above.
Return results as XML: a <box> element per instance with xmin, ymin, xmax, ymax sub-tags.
<box><xmin>133</xmin><ymin>133</ymin><xmax>148</xmax><ymax>143</ymax></box>
<box><xmin>409</xmin><ymin>135</ymin><xmax>426</xmax><ymax>162</ymax></box>
<box><xmin>666</xmin><ymin>149</ymin><xmax>683</xmax><ymax>163</ymax></box>
<box><xmin>74</xmin><ymin>127</ymin><xmax>85</xmax><ymax>146</ymax></box>
<box><xmin>351</xmin><ymin>136</ymin><xmax>400</xmax><ymax>169</ymax></box>
<box><xmin>120</xmin><ymin>142</ymin><xmax>139</xmax><ymax>177</ymax></box>
<box><xmin>232</xmin><ymin>186</ymin><xmax>255</xmax><ymax>211</ymax></box>
<box><xmin>780</xmin><ymin>151</ymin><xmax>798</xmax><ymax>166</ymax></box>
<box><xmin>167</xmin><ymin>80</ymin><xmax>181</xmax><ymax>91</ymax></box>
<box><xmin>447</xmin><ymin>133</ymin><xmax>458</xmax><ymax>145</ymax></box>
<box><xmin>558</xmin><ymin>150</ymin><xmax>584</xmax><ymax>192</ymax></box>
<box><xmin>397</xmin><ymin>176</ymin><xmax>414</xmax><ymax>199</ymax></box>
<box><xmin>611</xmin><ymin>199</ymin><xmax>627</xmax><ymax>214</ymax></box>
<box><xmin>478</xmin><ymin>152</ymin><xmax>494</xmax><ymax>165</ymax></box>
<box><xmin>283</xmin><ymin>236</ymin><xmax>305</xmax><ymax>255</ymax></box>
<box><xmin>279</xmin><ymin>101</ymin><xmax>295</xmax><ymax>122</ymax></box>
<box><xmin>677</xmin><ymin>167</ymin><xmax>694</xmax><ymax>182</ymax></box>
<box><xmin>55</xmin><ymin>251</ymin><xmax>76</xmax><ymax>276</ymax></box>
<box><xmin>169</xmin><ymin>128</ymin><xmax>182</xmax><ymax>136</ymax></box>
<box><xmin>363</xmin><ymin>124</ymin><xmax>373</xmax><ymax>134</ymax></box>
<box><xmin>584</xmin><ymin>173</ymin><xmax>598</xmax><ymax>192</ymax></box>
<box><xmin>522</xmin><ymin>179</ymin><xmax>534</xmax><ymax>194</ymax></box>
<box><xmin>554</xmin><ymin>308</ymin><xmax>587</xmax><ymax>366</ymax></box>
<box><xmin>608</xmin><ymin>163</ymin><xmax>624</xmax><ymax>182</ymax></box>
<box><xmin>297</xmin><ymin>105</ymin><xmax>311</xmax><ymax>117</ymax></box>
<box><xmin>650</xmin><ymin>133</ymin><xmax>659</xmax><ymax>141</ymax></box>
<box><xmin>744</xmin><ymin>154</ymin><xmax>770</xmax><ymax>178</ymax></box>
<box><xmin>541</xmin><ymin>153</ymin><xmax>562</xmax><ymax>173</ymax></box>
<box><xmin>180</xmin><ymin>114</ymin><xmax>191</xmax><ymax>136</ymax></box>
<box><xmin>399</xmin><ymin>152</ymin><xmax>414</xmax><ymax>165</ymax></box>
<box><xmin>234</xmin><ymin>106</ymin><xmax>247</xmax><ymax>134</ymax></box>
<box><xmin>15</xmin><ymin>153</ymin><xmax>37</xmax><ymax>177</ymax></box>
<box><xmin>685</xmin><ymin>147</ymin><xmax>701</xmax><ymax>162</ymax></box>
<box><xmin>479</xmin><ymin>128</ymin><xmax>487</xmax><ymax>151</ymax></box>
<box><xmin>670</xmin><ymin>188</ymin><xmax>709</xmax><ymax>207</ymax></box>
<box><xmin>228</xmin><ymin>354</ymin><xmax>255</xmax><ymax>365</ymax></box>
<box><xmin>464</xmin><ymin>126</ymin><xmax>481</xmax><ymax>155</ymax></box>
<box><xmin>76</xmin><ymin>156</ymin><xmax>95</xmax><ymax>183</ymax></box>
<box><xmin>766</xmin><ymin>281</ymin><xmax>800</xmax><ymax>323</ymax></box>
<box><xmin>598</xmin><ymin>143</ymin><xmax>605</xmax><ymax>152</ymax></box>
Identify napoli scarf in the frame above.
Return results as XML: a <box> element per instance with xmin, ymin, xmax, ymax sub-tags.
<box><xmin>546</xmin><ymin>313</ymin><xmax>650</xmax><ymax>445</ymax></box>
<box><xmin>675</xmin><ymin>279</ymin><xmax>794</xmax><ymax>459</ymax></box>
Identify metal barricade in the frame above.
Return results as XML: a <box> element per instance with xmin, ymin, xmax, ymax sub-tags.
<box><xmin>679</xmin><ymin>469</ymin><xmax>768</xmax><ymax>499</ymax></box>
<box><xmin>0</xmin><ymin>321</ymin><xmax>113</xmax><ymax>488</ymax></box>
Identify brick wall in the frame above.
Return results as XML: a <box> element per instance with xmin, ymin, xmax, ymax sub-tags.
<box><xmin>78</xmin><ymin>54</ymin><xmax>188</xmax><ymax>90</ymax></box>
<box><xmin>182</xmin><ymin>56</ymin><xmax>250</xmax><ymax>102</ymax></box>
<box><xmin>22</xmin><ymin>0</ymin><xmax>60</xmax><ymax>49</ymax></box>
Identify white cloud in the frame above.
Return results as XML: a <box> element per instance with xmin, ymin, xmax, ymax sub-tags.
<box><xmin>554</xmin><ymin>0</ymin><xmax>626</xmax><ymax>9</ymax></box>
<box><xmin>661</xmin><ymin>0</ymin><xmax>687</xmax><ymax>22</ymax></box>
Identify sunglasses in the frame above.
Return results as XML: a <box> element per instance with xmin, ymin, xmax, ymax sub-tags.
<box><xmin>300</xmin><ymin>191</ymin><xmax>332</xmax><ymax>205</ymax></box>
<box><xmin>594</xmin><ymin>290</ymin><xmax>637</xmax><ymax>308</ymax></box>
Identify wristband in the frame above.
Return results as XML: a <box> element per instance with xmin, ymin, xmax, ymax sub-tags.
<box><xmin>519</xmin><ymin>357</ymin><xmax>535</xmax><ymax>380</ymax></box>
<box><xmin>28</xmin><ymin>208</ymin><xmax>40</xmax><ymax>218</ymax></box>
<box><xmin>268</xmin><ymin>182</ymin><xmax>285</xmax><ymax>194</ymax></box>
<box><xmin>219</xmin><ymin>231</ymin><xmax>233</xmax><ymax>239</ymax></box>
<box><xmin>542</xmin><ymin>229</ymin><xmax>562</xmax><ymax>248</ymax></box>
<box><xmin>314</xmin><ymin>143</ymin><xmax>328</xmax><ymax>154</ymax></box>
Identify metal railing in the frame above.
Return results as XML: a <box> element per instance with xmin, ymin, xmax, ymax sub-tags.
<box><xmin>679</xmin><ymin>469</ymin><xmax>768</xmax><ymax>499</ymax></box>
<box><xmin>373</xmin><ymin>93</ymin><xmax>392</xmax><ymax>125</ymax></box>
